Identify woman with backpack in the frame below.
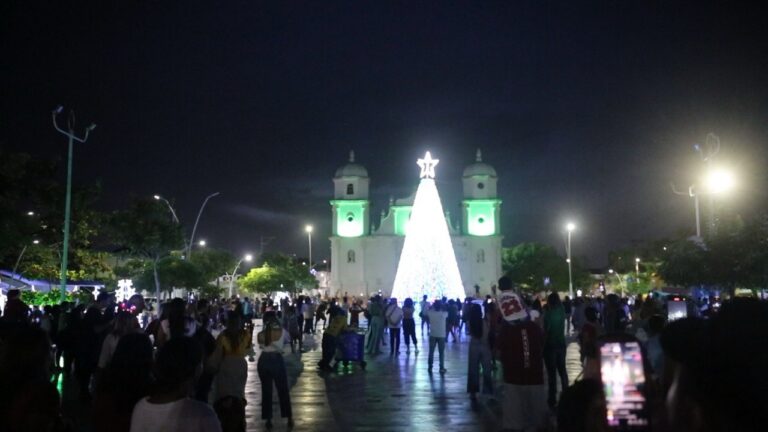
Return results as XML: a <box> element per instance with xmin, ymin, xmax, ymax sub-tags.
<box><xmin>385</xmin><ymin>298</ymin><xmax>403</xmax><ymax>356</ymax></box>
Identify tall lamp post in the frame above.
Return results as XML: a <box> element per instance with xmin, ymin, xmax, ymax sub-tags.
<box><xmin>52</xmin><ymin>106</ymin><xmax>96</xmax><ymax>302</ymax></box>
<box><xmin>608</xmin><ymin>269</ymin><xmax>624</xmax><ymax>297</ymax></box>
<box><xmin>187</xmin><ymin>192</ymin><xmax>220</xmax><ymax>259</ymax></box>
<box><xmin>565</xmin><ymin>222</ymin><xmax>575</xmax><ymax>299</ymax></box>
<box><xmin>305</xmin><ymin>225</ymin><xmax>313</xmax><ymax>268</ymax></box>
<box><xmin>229</xmin><ymin>254</ymin><xmax>253</xmax><ymax>298</ymax></box>
<box><xmin>154</xmin><ymin>195</ymin><xmax>180</xmax><ymax>224</ymax></box>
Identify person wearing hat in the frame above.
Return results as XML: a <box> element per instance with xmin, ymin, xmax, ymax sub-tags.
<box><xmin>495</xmin><ymin>276</ymin><xmax>547</xmax><ymax>431</ymax></box>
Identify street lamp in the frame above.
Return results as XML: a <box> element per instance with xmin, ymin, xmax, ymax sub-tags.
<box><xmin>53</xmin><ymin>106</ymin><xmax>96</xmax><ymax>302</ymax></box>
<box><xmin>12</xmin><ymin>240</ymin><xmax>41</xmax><ymax>277</ymax></box>
<box><xmin>671</xmin><ymin>134</ymin><xmax>735</xmax><ymax>238</ymax></box>
<box><xmin>608</xmin><ymin>269</ymin><xmax>624</xmax><ymax>297</ymax></box>
<box><xmin>198</xmin><ymin>240</ymin><xmax>207</xmax><ymax>247</ymax></box>
<box><xmin>305</xmin><ymin>225</ymin><xmax>313</xmax><ymax>268</ymax></box>
<box><xmin>229</xmin><ymin>254</ymin><xmax>253</xmax><ymax>298</ymax></box>
<box><xmin>187</xmin><ymin>192</ymin><xmax>220</xmax><ymax>259</ymax></box>
<box><xmin>565</xmin><ymin>222</ymin><xmax>576</xmax><ymax>299</ymax></box>
<box><xmin>635</xmin><ymin>258</ymin><xmax>640</xmax><ymax>278</ymax></box>
<box><xmin>153</xmin><ymin>194</ymin><xmax>180</xmax><ymax>224</ymax></box>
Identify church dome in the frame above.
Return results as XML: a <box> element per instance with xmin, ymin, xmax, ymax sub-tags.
<box><xmin>334</xmin><ymin>150</ymin><xmax>369</xmax><ymax>178</ymax></box>
<box><xmin>463</xmin><ymin>149</ymin><xmax>497</xmax><ymax>177</ymax></box>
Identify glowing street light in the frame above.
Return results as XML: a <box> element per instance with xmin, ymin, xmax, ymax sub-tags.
<box><xmin>635</xmin><ymin>257</ymin><xmax>641</xmax><ymax>278</ymax></box>
<box><xmin>153</xmin><ymin>194</ymin><xmax>180</xmax><ymax>224</ymax></box>
<box><xmin>229</xmin><ymin>253</ymin><xmax>253</xmax><ymax>298</ymax></box>
<box><xmin>305</xmin><ymin>224</ymin><xmax>313</xmax><ymax>268</ymax></box>
<box><xmin>671</xmin><ymin>134</ymin><xmax>735</xmax><ymax>238</ymax></box>
<box><xmin>565</xmin><ymin>222</ymin><xmax>576</xmax><ymax>299</ymax></box>
<box><xmin>705</xmin><ymin>168</ymin><xmax>736</xmax><ymax>195</ymax></box>
<box><xmin>198</xmin><ymin>240</ymin><xmax>207</xmax><ymax>247</ymax></box>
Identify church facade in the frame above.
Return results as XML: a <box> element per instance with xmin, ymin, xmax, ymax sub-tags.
<box><xmin>329</xmin><ymin>150</ymin><xmax>503</xmax><ymax>298</ymax></box>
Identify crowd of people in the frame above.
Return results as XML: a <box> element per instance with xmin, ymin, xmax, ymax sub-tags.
<box><xmin>0</xmin><ymin>289</ymin><xmax>292</xmax><ymax>432</ymax></box>
<box><xmin>1</xmin><ymin>279</ymin><xmax>766</xmax><ymax>432</ymax></box>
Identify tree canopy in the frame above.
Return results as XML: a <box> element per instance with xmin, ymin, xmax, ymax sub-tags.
<box><xmin>238</xmin><ymin>253</ymin><xmax>317</xmax><ymax>295</ymax></box>
<box><xmin>502</xmin><ymin>242</ymin><xmax>589</xmax><ymax>293</ymax></box>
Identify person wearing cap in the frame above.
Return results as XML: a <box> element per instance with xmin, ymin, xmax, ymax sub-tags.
<box><xmin>495</xmin><ymin>276</ymin><xmax>547</xmax><ymax>431</ymax></box>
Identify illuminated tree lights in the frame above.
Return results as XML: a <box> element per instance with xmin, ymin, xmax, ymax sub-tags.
<box><xmin>392</xmin><ymin>153</ymin><xmax>465</xmax><ymax>301</ymax></box>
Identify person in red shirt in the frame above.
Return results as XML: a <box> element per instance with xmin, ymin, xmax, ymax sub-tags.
<box><xmin>496</xmin><ymin>302</ymin><xmax>547</xmax><ymax>431</ymax></box>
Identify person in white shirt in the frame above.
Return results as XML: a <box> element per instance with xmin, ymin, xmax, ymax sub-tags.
<box><xmin>385</xmin><ymin>298</ymin><xmax>404</xmax><ymax>356</ymax></box>
<box><xmin>257</xmin><ymin>311</ymin><xmax>294</xmax><ymax>429</ymax></box>
<box><xmin>426</xmin><ymin>301</ymin><xmax>449</xmax><ymax>374</ymax></box>
<box><xmin>130</xmin><ymin>337</ymin><xmax>221</xmax><ymax>432</ymax></box>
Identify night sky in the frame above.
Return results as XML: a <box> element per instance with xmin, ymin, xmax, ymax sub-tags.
<box><xmin>3</xmin><ymin>2</ymin><xmax>768</xmax><ymax>266</ymax></box>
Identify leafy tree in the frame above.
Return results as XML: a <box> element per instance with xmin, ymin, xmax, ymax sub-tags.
<box><xmin>502</xmin><ymin>242</ymin><xmax>589</xmax><ymax>293</ymax></box>
<box><xmin>110</xmin><ymin>198</ymin><xmax>184</xmax><ymax>300</ymax></box>
<box><xmin>189</xmin><ymin>248</ymin><xmax>236</xmax><ymax>283</ymax></box>
<box><xmin>1</xmin><ymin>151</ymin><xmax>110</xmax><ymax>285</ymax></box>
<box><xmin>239</xmin><ymin>253</ymin><xmax>317</xmax><ymax>295</ymax></box>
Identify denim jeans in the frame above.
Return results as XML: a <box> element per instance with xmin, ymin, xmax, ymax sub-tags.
<box><xmin>428</xmin><ymin>336</ymin><xmax>446</xmax><ymax>369</ymax></box>
<box><xmin>389</xmin><ymin>327</ymin><xmax>401</xmax><ymax>355</ymax></box>
<box><xmin>402</xmin><ymin>318</ymin><xmax>417</xmax><ymax>348</ymax></box>
<box><xmin>467</xmin><ymin>338</ymin><xmax>493</xmax><ymax>394</ymax></box>
<box><xmin>257</xmin><ymin>352</ymin><xmax>292</xmax><ymax>420</ymax></box>
<box><xmin>544</xmin><ymin>344</ymin><xmax>568</xmax><ymax>406</ymax></box>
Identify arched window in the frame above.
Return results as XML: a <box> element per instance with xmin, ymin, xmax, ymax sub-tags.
<box><xmin>476</xmin><ymin>249</ymin><xmax>485</xmax><ymax>263</ymax></box>
<box><xmin>346</xmin><ymin>184</ymin><xmax>354</xmax><ymax>195</ymax></box>
<box><xmin>347</xmin><ymin>250</ymin><xmax>356</xmax><ymax>263</ymax></box>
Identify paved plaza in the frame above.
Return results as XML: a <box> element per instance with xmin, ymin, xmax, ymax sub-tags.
<box><xmin>241</xmin><ymin>321</ymin><xmax>582</xmax><ymax>432</ymax></box>
<box><xmin>60</xmin><ymin>321</ymin><xmax>581</xmax><ymax>432</ymax></box>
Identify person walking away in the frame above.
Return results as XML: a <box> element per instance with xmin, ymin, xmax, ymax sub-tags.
<box><xmin>130</xmin><ymin>337</ymin><xmax>221</xmax><ymax>432</ymax></box>
<box><xmin>446</xmin><ymin>300</ymin><xmax>459</xmax><ymax>342</ymax></box>
<box><xmin>301</xmin><ymin>298</ymin><xmax>315</xmax><ymax>334</ymax></box>
<box><xmin>209</xmin><ymin>312</ymin><xmax>252</xmax><ymax>432</ymax></box>
<box><xmin>466</xmin><ymin>303</ymin><xmax>493</xmax><ymax>399</ymax></box>
<box><xmin>257</xmin><ymin>312</ymin><xmax>293</xmax><ymax>429</ymax></box>
<box><xmin>282</xmin><ymin>306</ymin><xmax>302</xmax><ymax>353</ymax></box>
<box><xmin>385</xmin><ymin>298</ymin><xmax>403</xmax><ymax>356</ymax></box>
<box><xmin>315</xmin><ymin>301</ymin><xmax>328</xmax><ymax>331</ymax></box>
<box><xmin>97</xmin><ymin>311</ymin><xmax>138</xmax><ymax>371</ymax></box>
<box><xmin>0</xmin><ymin>325</ymin><xmax>66</xmax><ymax>432</ymax></box>
<box><xmin>349</xmin><ymin>301</ymin><xmax>362</xmax><ymax>328</ymax></box>
<box><xmin>461</xmin><ymin>299</ymin><xmax>471</xmax><ymax>334</ymax></box>
<box><xmin>496</xmin><ymin>305</ymin><xmax>547</xmax><ymax>431</ymax></box>
<box><xmin>419</xmin><ymin>295</ymin><xmax>430</xmax><ymax>333</ymax></box>
<box><xmin>366</xmin><ymin>297</ymin><xmax>385</xmax><ymax>355</ymax></box>
<box><xmin>426</xmin><ymin>301</ymin><xmax>449</xmax><ymax>374</ymax></box>
<box><xmin>318</xmin><ymin>306</ymin><xmax>348</xmax><ymax>371</ymax></box>
<box><xmin>156</xmin><ymin>298</ymin><xmax>198</xmax><ymax>348</ymax></box>
<box><xmin>570</xmin><ymin>297</ymin><xmax>586</xmax><ymax>335</ymax></box>
<box><xmin>75</xmin><ymin>306</ymin><xmax>103</xmax><ymax>401</ymax></box>
<box><xmin>543</xmin><ymin>292</ymin><xmax>568</xmax><ymax>408</ymax></box>
<box><xmin>93</xmin><ymin>334</ymin><xmax>153</xmax><ymax>432</ymax></box>
<box><xmin>563</xmin><ymin>296</ymin><xmax>573</xmax><ymax>335</ymax></box>
<box><xmin>401</xmin><ymin>298</ymin><xmax>419</xmax><ymax>354</ymax></box>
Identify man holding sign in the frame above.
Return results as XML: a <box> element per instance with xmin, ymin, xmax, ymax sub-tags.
<box><xmin>494</xmin><ymin>277</ymin><xmax>548</xmax><ymax>431</ymax></box>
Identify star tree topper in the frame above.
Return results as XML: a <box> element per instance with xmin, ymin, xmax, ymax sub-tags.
<box><xmin>417</xmin><ymin>151</ymin><xmax>439</xmax><ymax>179</ymax></box>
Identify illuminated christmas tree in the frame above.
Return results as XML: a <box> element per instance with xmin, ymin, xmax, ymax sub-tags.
<box><xmin>391</xmin><ymin>152</ymin><xmax>465</xmax><ymax>301</ymax></box>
